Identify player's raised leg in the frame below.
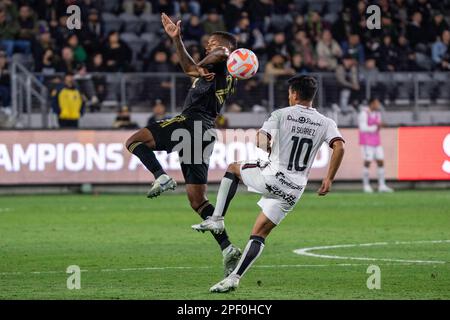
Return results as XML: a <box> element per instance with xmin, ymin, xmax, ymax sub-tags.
<box><xmin>125</xmin><ymin>128</ymin><xmax>176</xmax><ymax>198</ymax></box>
<box><xmin>191</xmin><ymin>162</ymin><xmax>241</xmax><ymax>234</ymax></box>
<box><xmin>210</xmin><ymin>212</ymin><xmax>276</xmax><ymax>293</ymax></box>
<box><xmin>186</xmin><ymin>183</ymin><xmax>241</xmax><ymax>277</ymax></box>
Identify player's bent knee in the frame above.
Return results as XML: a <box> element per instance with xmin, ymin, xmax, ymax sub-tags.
<box><xmin>227</xmin><ymin>162</ymin><xmax>240</xmax><ymax>175</ymax></box>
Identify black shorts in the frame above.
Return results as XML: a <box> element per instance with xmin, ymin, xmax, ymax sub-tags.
<box><xmin>146</xmin><ymin>115</ymin><xmax>216</xmax><ymax>184</ymax></box>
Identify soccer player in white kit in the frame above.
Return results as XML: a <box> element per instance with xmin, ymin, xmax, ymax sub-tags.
<box><xmin>192</xmin><ymin>75</ymin><xmax>346</xmax><ymax>293</ymax></box>
<box><xmin>358</xmin><ymin>98</ymin><xmax>393</xmax><ymax>193</ymax></box>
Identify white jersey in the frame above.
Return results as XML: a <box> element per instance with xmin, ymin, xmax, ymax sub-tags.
<box><xmin>260</xmin><ymin>105</ymin><xmax>344</xmax><ymax>186</ymax></box>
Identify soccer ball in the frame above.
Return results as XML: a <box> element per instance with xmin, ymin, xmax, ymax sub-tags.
<box><xmin>227</xmin><ymin>48</ymin><xmax>259</xmax><ymax>80</ymax></box>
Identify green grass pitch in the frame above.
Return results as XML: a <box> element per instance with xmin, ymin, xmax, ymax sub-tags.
<box><xmin>0</xmin><ymin>190</ymin><xmax>449</xmax><ymax>299</ymax></box>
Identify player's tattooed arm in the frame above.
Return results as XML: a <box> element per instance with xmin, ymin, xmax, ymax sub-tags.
<box><xmin>318</xmin><ymin>140</ymin><xmax>345</xmax><ymax>196</ymax></box>
<box><xmin>161</xmin><ymin>13</ymin><xmax>200</xmax><ymax>77</ymax></box>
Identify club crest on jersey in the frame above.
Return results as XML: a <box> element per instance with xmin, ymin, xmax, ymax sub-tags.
<box><xmin>287</xmin><ymin>115</ymin><xmax>322</xmax><ymax>126</ymax></box>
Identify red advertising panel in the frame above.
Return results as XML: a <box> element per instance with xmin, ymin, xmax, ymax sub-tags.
<box><xmin>398</xmin><ymin>127</ymin><xmax>450</xmax><ymax>180</ymax></box>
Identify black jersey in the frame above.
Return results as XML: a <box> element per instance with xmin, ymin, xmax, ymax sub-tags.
<box><xmin>181</xmin><ymin>61</ymin><xmax>236</xmax><ymax>127</ymax></box>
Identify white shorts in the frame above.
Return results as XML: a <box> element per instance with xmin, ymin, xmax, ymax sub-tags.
<box><xmin>361</xmin><ymin>145</ymin><xmax>384</xmax><ymax>161</ymax></box>
<box><xmin>239</xmin><ymin>161</ymin><xmax>305</xmax><ymax>225</ymax></box>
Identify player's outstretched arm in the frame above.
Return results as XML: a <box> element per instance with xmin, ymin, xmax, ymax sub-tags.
<box><xmin>318</xmin><ymin>140</ymin><xmax>345</xmax><ymax>196</ymax></box>
<box><xmin>161</xmin><ymin>13</ymin><xmax>201</xmax><ymax>77</ymax></box>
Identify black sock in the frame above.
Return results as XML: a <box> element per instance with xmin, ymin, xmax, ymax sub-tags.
<box><xmin>234</xmin><ymin>235</ymin><xmax>265</xmax><ymax>277</ymax></box>
<box><xmin>128</xmin><ymin>142</ymin><xmax>166</xmax><ymax>179</ymax></box>
<box><xmin>199</xmin><ymin>202</ymin><xmax>231</xmax><ymax>251</ymax></box>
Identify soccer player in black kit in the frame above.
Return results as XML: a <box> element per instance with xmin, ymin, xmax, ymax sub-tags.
<box><xmin>126</xmin><ymin>13</ymin><xmax>241</xmax><ymax>276</ymax></box>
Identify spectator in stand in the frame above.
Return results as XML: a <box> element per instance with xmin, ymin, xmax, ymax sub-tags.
<box><xmin>82</xmin><ymin>8</ymin><xmax>104</xmax><ymax>55</ymax></box>
<box><xmin>168</xmin><ymin>51</ymin><xmax>183</xmax><ymax>72</ymax></box>
<box><xmin>67</xmin><ymin>34</ymin><xmax>87</xmax><ymax>64</ymax></box>
<box><xmin>432</xmin><ymin>30</ymin><xmax>450</xmax><ymax>71</ymax></box>
<box><xmin>202</xmin><ymin>8</ymin><xmax>226</xmax><ymax>34</ymax></box>
<box><xmin>316</xmin><ymin>29</ymin><xmax>342</xmax><ymax>71</ymax></box>
<box><xmin>0</xmin><ymin>50</ymin><xmax>10</xmax><ymax>108</ymax></box>
<box><xmin>267</xmin><ymin>32</ymin><xmax>290</xmax><ymax>61</ymax></box>
<box><xmin>392</xmin><ymin>0</ymin><xmax>408</xmax><ymax>29</ymax></box>
<box><xmin>291</xmin><ymin>30</ymin><xmax>316</xmax><ymax>70</ymax></box>
<box><xmin>429</xmin><ymin>12</ymin><xmax>449</xmax><ymax>43</ymax></box>
<box><xmin>378</xmin><ymin>35</ymin><xmax>398</xmax><ymax>71</ymax></box>
<box><xmin>290</xmin><ymin>14</ymin><xmax>306</xmax><ymax>36</ymax></box>
<box><xmin>263</xmin><ymin>53</ymin><xmax>295</xmax><ymax>84</ymax></box>
<box><xmin>245</xmin><ymin>0</ymin><xmax>271</xmax><ymax>31</ymax></box>
<box><xmin>232</xmin><ymin>15</ymin><xmax>252</xmax><ymax>49</ymax></box>
<box><xmin>396</xmin><ymin>35</ymin><xmax>421</xmax><ymax>71</ymax></box>
<box><xmin>103</xmin><ymin>31</ymin><xmax>132</xmax><ymax>72</ymax></box>
<box><xmin>0</xmin><ymin>4</ymin><xmax>30</xmax><ymax>57</ymax></box>
<box><xmin>123</xmin><ymin>0</ymin><xmax>151</xmax><ymax>16</ymax></box>
<box><xmin>17</xmin><ymin>5</ymin><xmax>38</xmax><ymax>45</ymax></box>
<box><xmin>291</xmin><ymin>53</ymin><xmax>311</xmax><ymax>74</ymax></box>
<box><xmin>147</xmin><ymin>99</ymin><xmax>170</xmax><ymax>125</ymax></box>
<box><xmin>341</xmin><ymin>33</ymin><xmax>365</xmax><ymax>66</ymax></box>
<box><xmin>57</xmin><ymin>46</ymin><xmax>76</xmax><ymax>73</ymax></box>
<box><xmin>332</xmin><ymin>7</ymin><xmax>353</xmax><ymax>44</ymax></box>
<box><xmin>52</xmin><ymin>72</ymin><xmax>85</xmax><ymax>128</ymax></box>
<box><xmin>336</xmin><ymin>54</ymin><xmax>360</xmax><ymax>112</ymax></box>
<box><xmin>36</xmin><ymin>0</ymin><xmax>58</xmax><ymax>28</ymax></box>
<box><xmin>306</xmin><ymin>10</ymin><xmax>329</xmax><ymax>43</ymax></box>
<box><xmin>153</xmin><ymin>0</ymin><xmax>176</xmax><ymax>16</ymax></box>
<box><xmin>87</xmin><ymin>52</ymin><xmax>107</xmax><ymax>109</ymax></box>
<box><xmin>33</xmin><ymin>26</ymin><xmax>55</xmax><ymax>67</ymax></box>
<box><xmin>413</xmin><ymin>0</ymin><xmax>432</xmax><ymax>26</ymax></box>
<box><xmin>183</xmin><ymin>15</ymin><xmax>204</xmax><ymax>42</ymax></box>
<box><xmin>224</xmin><ymin>0</ymin><xmax>245</xmax><ymax>31</ymax></box>
<box><xmin>51</xmin><ymin>15</ymin><xmax>71</xmax><ymax>47</ymax></box>
<box><xmin>113</xmin><ymin>105</ymin><xmax>138</xmax><ymax>129</ymax></box>
<box><xmin>145</xmin><ymin>49</ymin><xmax>172</xmax><ymax>103</ymax></box>
<box><xmin>35</xmin><ymin>48</ymin><xmax>59</xmax><ymax>74</ymax></box>
<box><xmin>407</xmin><ymin>11</ymin><xmax>428</xmax><ymax>49</ymax></box>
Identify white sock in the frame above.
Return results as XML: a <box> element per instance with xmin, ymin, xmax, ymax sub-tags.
<box><xmin>213</xmin><ymin>172</ymin><xmax>238</xmax><ymax>218</ymax></box>
<box><xmin>363</xmin><ymin>167</ymin><xmax>370</xmax><ymax>187</ymax></box>
<box><xmin>378</xmin><ymin>167</ymin><xmax>386</xmax><ymax>187</ymax></box>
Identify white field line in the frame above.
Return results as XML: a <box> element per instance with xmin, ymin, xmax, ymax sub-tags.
<box><xmin>293</xmin><ymin>240</ymin><xmax>450</xmax><ymax>264</ymax></box>
<box><xmin>2</xmin><ymin>240</ymin><xmax>448</xmax><ymax>276</ymax></box>
<box><xmin>0</xmin><ymin>262</ymin><xmax>418</xmax><ymax>276</ymax></box>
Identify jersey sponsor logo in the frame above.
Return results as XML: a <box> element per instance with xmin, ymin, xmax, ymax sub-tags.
<box><xmin>264</xmin><ymin>183</ymin><xmax>297</xmax><ymax>206</ymax></box>
<box><xmin>274</xmin><ymin>172</ymin><xmax>304</xmax><ymax>190</ymax></box>
<box><xmin>287</xmin><ymin>115</ymin><xmax>322</xmax><ymax>126</ymax></box>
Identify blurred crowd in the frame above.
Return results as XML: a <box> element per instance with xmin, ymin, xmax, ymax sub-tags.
<box><xmin>0</xmin><ymin>0</ymin><xmax>449</xmax><ymax>116</ymax></box>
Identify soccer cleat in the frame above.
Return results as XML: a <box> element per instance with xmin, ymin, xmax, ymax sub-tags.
<box><xmin>363</xmin><ymin>184</ymin><xmax>373</xmax><ymax>193</ymax></box>
<box><xmin>378</xmin><ymin>185</ymin><xmax>394</xmax><ymax>193</ymax></box>
<box><xmin>210</xmin><ymin>274</ymin><xmax>240</xmax><ymax>293</ymax></box>
<box><xmin>191</xmin><ymin>216</ymin><xmax>225</xmax><ymax>234</ymax></box>
<box><xmin>222</xmin><ymin>244</ymin><xmax>242</xmax><ymax>277</ymax></box>
<box><xmin>147</xmin><ymin>174</ymin><xmax>177</xmax><ymax>198</ymax></box>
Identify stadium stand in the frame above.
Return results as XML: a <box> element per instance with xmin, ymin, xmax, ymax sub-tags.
<box><xmin>0</xmin><ymin>0</ymin><xmax>449</xmax><ymax>129</ymax></box>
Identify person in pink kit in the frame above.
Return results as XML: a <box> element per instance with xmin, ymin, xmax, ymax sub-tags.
<box><xmin>358</xmin><ymin>98</ymin><xmax>393</xmax><ymax>193</ymax></box>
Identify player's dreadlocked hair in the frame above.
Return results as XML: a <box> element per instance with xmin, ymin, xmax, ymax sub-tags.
<box><xmin>211</xmin><ymin>31</ymin><xmax>237</xmax><ymax>50</ymax></box>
